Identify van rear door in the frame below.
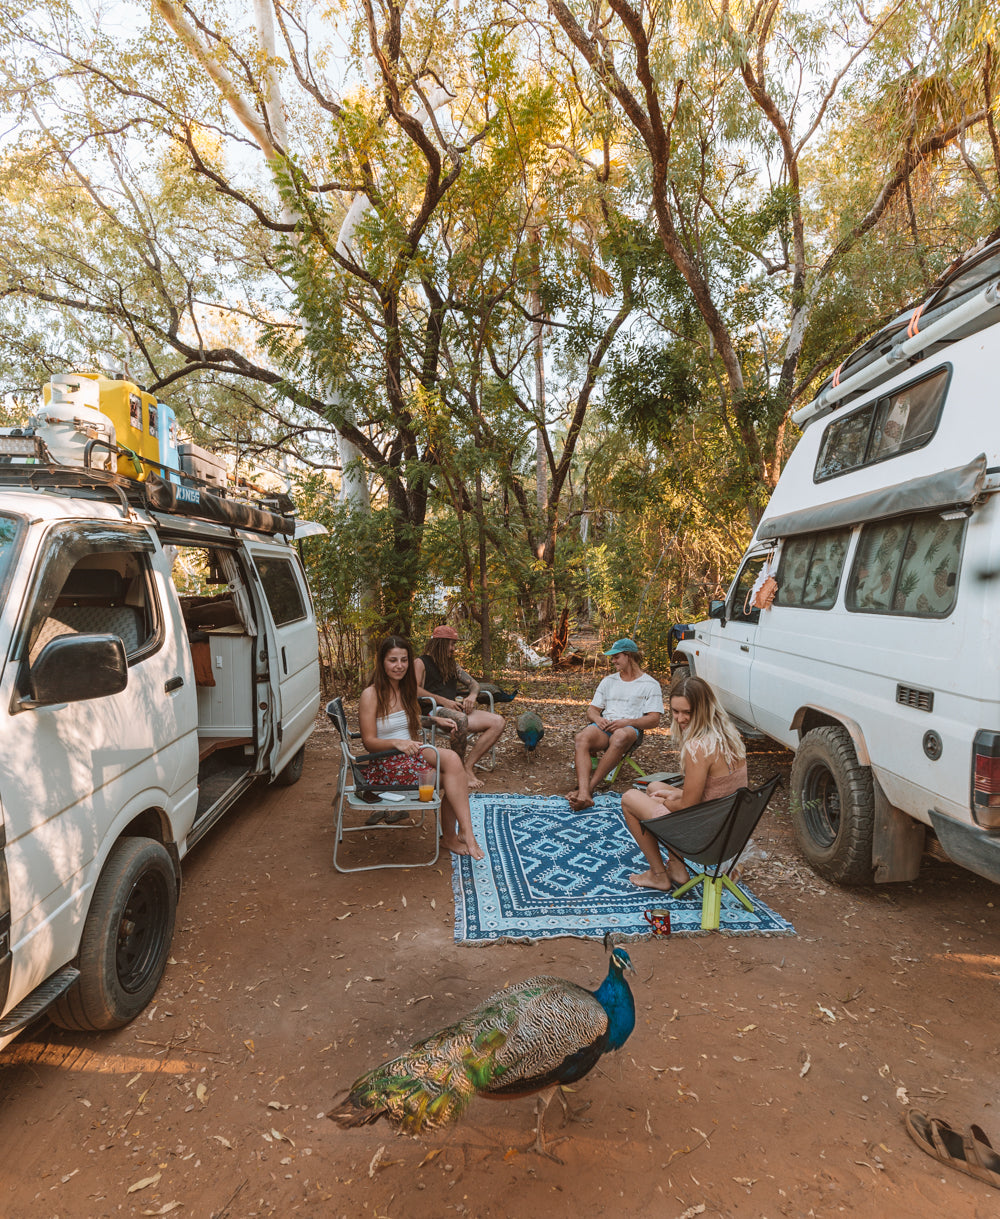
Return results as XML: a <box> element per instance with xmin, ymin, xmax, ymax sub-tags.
<box><xmin>248</xmin><ymin>547</ymin><xmax>320</xmax><ymax>775</ymax></box>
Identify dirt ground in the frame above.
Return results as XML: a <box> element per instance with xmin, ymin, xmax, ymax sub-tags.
<box><xmin>2</xmin><ymin>667</ymin><xmax>1000</xmax><ymax>1219</ymax></box>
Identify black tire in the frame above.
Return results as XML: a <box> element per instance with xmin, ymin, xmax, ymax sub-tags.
<box><xmin>790</xmin><ymin>725</ymin><xmax>875</xmax><ymax>885</ymax></box>
<box><xmin>274</xmin><ymin>745</ymin><xmax>305</xmax><ymax>787</ymax></box>
<box><xmin>51</xmin><ymin>838</ymin><xmax>177</xmax><ymax>1032</ymax></box>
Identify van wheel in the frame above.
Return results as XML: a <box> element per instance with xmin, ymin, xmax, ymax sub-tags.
<box><xmin>790</xmin><ymin>726</ymin><xmax>875</xmax><ymax>885</ymax></box>
<box><xmin>274</xmin><ymin>745</ymin><xmax>305</xmax><ymax>787</ymax></box>
<box><xmin>51</xmin><ymin>838</ymin><xmax>177</xmax><ymax>1032</ymax></box>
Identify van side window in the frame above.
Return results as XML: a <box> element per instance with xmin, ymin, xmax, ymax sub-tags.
<box><xmin>729</xmin><ymin>555</ymin><xmax>768</xmax><ymax>624</ymax></box>
<box><xmin>776</xmin><ymin>529</ymin><xmax>851</xmax><ymax>609</ymax></box>
<box><xmin>815</xmin><ymin>367</ymin><xmax>948</xmax><ymax>481</ymax></box>
<box><xmin>23</xmin><ymin>527</ymin><xmax>160</xmax><ymax>671</ymax></box>
<box><xmin>255</xmin><ymin>556</ymin><xmax>307</xmax><ymax>626</ymax></box>
<box><xmin>847</xmin><ymin>512</ymin><xmax>965</xmax><ymax>617</ymax></box>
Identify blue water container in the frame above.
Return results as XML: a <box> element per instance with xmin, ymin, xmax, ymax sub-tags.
<box><xmin>156</xmin><ymin>399</ymin><xmax>181</xmax><ymax>483</ymax></box>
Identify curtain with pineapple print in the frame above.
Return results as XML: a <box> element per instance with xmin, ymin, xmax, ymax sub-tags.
<box><xmin>849</xmin><ymin>512</ymin><xmax>965</xmax><ymax>616</ymax></box>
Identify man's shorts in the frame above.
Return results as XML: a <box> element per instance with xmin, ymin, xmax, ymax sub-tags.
<box><xmin>588</xmin><ymin>723</ymin><xmax>643</xmax><ymax>750</ymax></box>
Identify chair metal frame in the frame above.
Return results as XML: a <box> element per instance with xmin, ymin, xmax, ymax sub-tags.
<box><xmin>326</xmin><ymin>698</ymin><xmax>442</xmax><ymax>874</ymax></box>
<box><xmin>640</xmin><ymin>774</ymin><xmax>781</xmax><ymax>930</ymax></box>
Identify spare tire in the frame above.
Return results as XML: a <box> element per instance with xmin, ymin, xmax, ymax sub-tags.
<box><xmin>790</xmin><ymin>725</ymin><xmax>875</xmax><ymax>885</ymax></box>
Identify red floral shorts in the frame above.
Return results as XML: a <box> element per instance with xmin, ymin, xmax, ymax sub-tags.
<box><xmin>362</xmin><ymin>752</ymin><xmax>426</xmax><ymax>786</ymax></box>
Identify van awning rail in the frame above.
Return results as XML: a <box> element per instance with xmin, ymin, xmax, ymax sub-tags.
<box><xmin>757</xmin><ymin>454</ymin><xmax>988</xmax><ymax>540</ymax></box>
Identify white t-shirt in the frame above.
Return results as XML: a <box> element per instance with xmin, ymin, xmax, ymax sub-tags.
<box><xmin>592</xmin><ymin>671</ymin><xmax>664</xmax><ymax>722</ymax></box>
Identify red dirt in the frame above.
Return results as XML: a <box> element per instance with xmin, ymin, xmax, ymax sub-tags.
<box><xmin>2</xmin><ymin>671</ymin><xmax>999</xmax><ymax>1218</ymax></box>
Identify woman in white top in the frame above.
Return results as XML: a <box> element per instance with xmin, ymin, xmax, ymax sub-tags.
<box><xmin>358</xmin><ymin>635</ymin><xmax>485</xmax><ymax>860</ymax></box>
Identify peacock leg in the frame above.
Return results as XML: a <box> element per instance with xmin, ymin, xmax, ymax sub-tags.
<box><xmin>528</xmin><ymin>1087</ymin><xmax>569</xmax><ymax>1162</ymax></box>
<box><xmin>555</xmin><ymin>1085</ymin><xmax>592</xmax><ymax>1125</ymax></box>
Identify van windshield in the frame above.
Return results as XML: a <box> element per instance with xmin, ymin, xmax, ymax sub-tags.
<box><xmin>0</xmin><ymin>513</ymin><xmax>23</xmax><ymax>600</ymax></box>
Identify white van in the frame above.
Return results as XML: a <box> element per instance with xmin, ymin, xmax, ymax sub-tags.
<box><xmin>673</xmin><ymin>233</ymin><xmax>1000</xmax><ymax>887</ymax></box>
<box><xmin>0</xmin><ymin>466</ymin><xmax>322</xmax><ymax>1049</ymax></box>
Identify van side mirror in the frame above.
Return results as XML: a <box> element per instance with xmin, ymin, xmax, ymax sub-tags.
<box><xmin>25</xmin><ymin>634</ymin><xmax>128</xmax><ymax>707</ymax></box>
<box><xmin>709</xmin><ymin>599</ymin><xmax>727</xmax><ymax>625</ymax></box>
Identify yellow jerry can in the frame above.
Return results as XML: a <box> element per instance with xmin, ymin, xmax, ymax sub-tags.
<box><xmin>75</xmin><ymin>374</ymin><xmax>161</xmax><ymax>479</ymax></box>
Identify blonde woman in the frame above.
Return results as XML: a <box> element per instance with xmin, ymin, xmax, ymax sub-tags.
<box><xmin>621</xmin><ymin>674</ymin><xmax>746</xmax><ymax>892</ymax></box>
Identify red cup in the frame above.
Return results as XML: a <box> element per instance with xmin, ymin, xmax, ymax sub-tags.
<box><xmin>644</xmin><ymin>907</ymin><xmax>671</xmax><ymax>936</ymax></box>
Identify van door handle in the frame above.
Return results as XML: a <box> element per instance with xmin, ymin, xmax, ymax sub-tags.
<box><xmin>740</xmin><ymin>645</ymin><xmax>750</xmax><ymax>653</ymax></box>
<box><xmin>165</xmin><ymin>675</ymin><xmax>184</xmax><ymax>693</ymax></box>
<box><xmin>281</xmin><ymin>647</ymin><xmax>287</xmax><ymax>675</ymax></box>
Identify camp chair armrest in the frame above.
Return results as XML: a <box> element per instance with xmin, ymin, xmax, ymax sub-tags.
<box><xmin>355</xmin><ymin>746</ymin><xmax>407</xmax><ymax>764</ymax></box>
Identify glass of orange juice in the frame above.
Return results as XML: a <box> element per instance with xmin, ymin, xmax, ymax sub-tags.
<box><xmin>418</xmin><ymin>768</ymin><xmax>435</xmax><ymax>802</ymax></box>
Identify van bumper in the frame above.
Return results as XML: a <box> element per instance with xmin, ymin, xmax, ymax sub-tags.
<box><xmin>929</xmin><ymin>810</ymin><xmax>1000</xmax><ymax>884</ymax></box>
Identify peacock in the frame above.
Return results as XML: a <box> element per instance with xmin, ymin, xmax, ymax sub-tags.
<box><xmin>515</xmin><ymin>710</ymin><xmax>545</xmax><ymax>756</ymax></box>
<box><xmin>328</xmin><ymin>947</ymin><xmax>635</xmax><ymax>1158</ymax></box>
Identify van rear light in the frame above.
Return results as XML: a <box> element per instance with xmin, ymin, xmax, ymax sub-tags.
<box><xmin>972</xmin><ymin>731</ymin><xmax>1000</xmax><ymax>829</ymax></box>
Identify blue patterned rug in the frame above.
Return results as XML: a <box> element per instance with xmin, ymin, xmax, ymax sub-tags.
<box><xmin>452</xmin><ymin>792</ymin><xmax>796</xmax><ymax>944</ymax></box>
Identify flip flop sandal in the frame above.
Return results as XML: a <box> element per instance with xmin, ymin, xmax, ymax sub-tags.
<box><xmin>365</xmin><ymin>808</ymin><xmax>387</xmax><ymax>826</ymax></box>
<box><xmin>384</xmin><ymin>807</ymin><xmax>410</xmax><ymax>824</ymax></box>
<box><xmin>905</xmin><ymin>1110</ymin><xmax>1000</xmax><ymax>1189</ymax></box>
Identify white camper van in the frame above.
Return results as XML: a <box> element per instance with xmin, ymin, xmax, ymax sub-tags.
<box><xmin>673</xmin><ymin>232</ymin><xmax>1000</xmax><ymax>887</ymax></box>
<box><xmin>0</xmin><ymin>462</ymin><xmax>322</xmax><ymax>1050</ymax></box>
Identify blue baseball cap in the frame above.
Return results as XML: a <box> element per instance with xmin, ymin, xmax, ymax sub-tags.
<box><xmin>604</xmin><ymin>638</ymin><xmax>639</xmax><ymax>656</ymax></box>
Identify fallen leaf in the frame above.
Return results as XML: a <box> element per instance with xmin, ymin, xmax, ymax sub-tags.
<box><xmin>800</xmin><ymin>1055</ymin><xmax>812</xmax><ymax>1078</ymax></box>
<box><xmin>211</xmin><ymin>1135</ymin><xmax>232</xmax><ymax>1149</ymax></box>
<box><xmin>141</xmin><ymin>1205</ymin><xmax>183</xmax><ymax>1216</ymax></box>
<box><xmin>127</xmin><ymin>1172</ymin><xmax>162</xmax><ymax>1194</ymax></box>
<box><xmin>267</xmin><ymin>1101</ymin><xmax>290</xmax><ymax>1110</ymax></box>
<box><xmin>244</xmin><ymin>1039</ymin><xmax>255</xmax><ymax>1054</ymax></box>
<box><xmin>368</xmin><ymin>1144</ymin><xmax>386</xmax><ymax>1178</ymax></box>
<box><xmin>196</xmin><ymin>1084</ymin><xmax>207</xmax><ymax>1104</ymax></box>
<box><xmin>896</xmin><ymin>1085</ymin><xmax>909</xmax><ymax>1104</ymax></box>
<box><xmin>419</xmin><ymin>1148</ymin><xmax>442</xmax><ymax>1167</ymax></box>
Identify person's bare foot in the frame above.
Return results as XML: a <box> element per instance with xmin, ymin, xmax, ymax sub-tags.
<box><xmin>441</xmin><ymin>834</ymin><xmax>468</xmax><ymax>855</ymax></box>
<box><xmin>566</xmin><ymin>791</ymin><xmax>594</xmax><ymax>811</ymax></box>
<box><xmin>629</xmin><ymin>869</ymin><xmax>678</xmax><ymax>892</ymax></box>
<box><xmin>464</xmin><ymin>769</ymin><xmax>485</xmax><ymax>790</ymax></box>
<box><xmin>467</xmin><ymin>840</ymin><xmax>485</xmax><ymax>862</ymax></box>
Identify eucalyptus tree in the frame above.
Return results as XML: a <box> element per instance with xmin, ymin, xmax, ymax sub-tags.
<box><xmin>543</xmin><ymin>0</ymin><xmax>1000</xmax><ymax>514</ymax></box>
<box><xmin>0</xmin><ymin>0</ymin><xmax>634</xmax><ymax>632</ymax></box>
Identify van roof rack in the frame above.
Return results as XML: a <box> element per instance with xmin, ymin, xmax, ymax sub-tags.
<box><xmin>0</xmin><ymin>462</ymin><xmax>296</xmax><ymax>537</ymax></box>
<box><xmin>794</xmin><ymin>227</ymin><xmax>1000</xmax><ymax>429</ymax></box>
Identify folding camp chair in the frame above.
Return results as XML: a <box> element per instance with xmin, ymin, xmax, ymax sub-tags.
<box><xmin>591</xmin><ymin>731</ymin><xmax>647</xmax><ymax>784</ymax></box>
<box><xmin>641</xmin><ymin>774</ymin><xmax>781</xmax><ymax>930</ymax></box>
<box><xmin>421</xmin><ymin>689</ymin><xmax>500</xmax><ymax>771</ymax></box>
<box><xmin>326</xmin><ymin>697</ymin><xmax>442</xmax><ymax>874</ymax></box>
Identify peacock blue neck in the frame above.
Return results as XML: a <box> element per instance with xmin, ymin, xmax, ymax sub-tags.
<box><xmin>594</xmin><ymin>959</ymin><xmax>636</xmax><ymax>1050</ymax></box>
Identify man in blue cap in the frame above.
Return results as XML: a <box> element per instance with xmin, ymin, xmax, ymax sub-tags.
<box><xmin>566</xmin><ymin>638</ymin><xmax>663</xmax><ymax>809</ymax></box>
